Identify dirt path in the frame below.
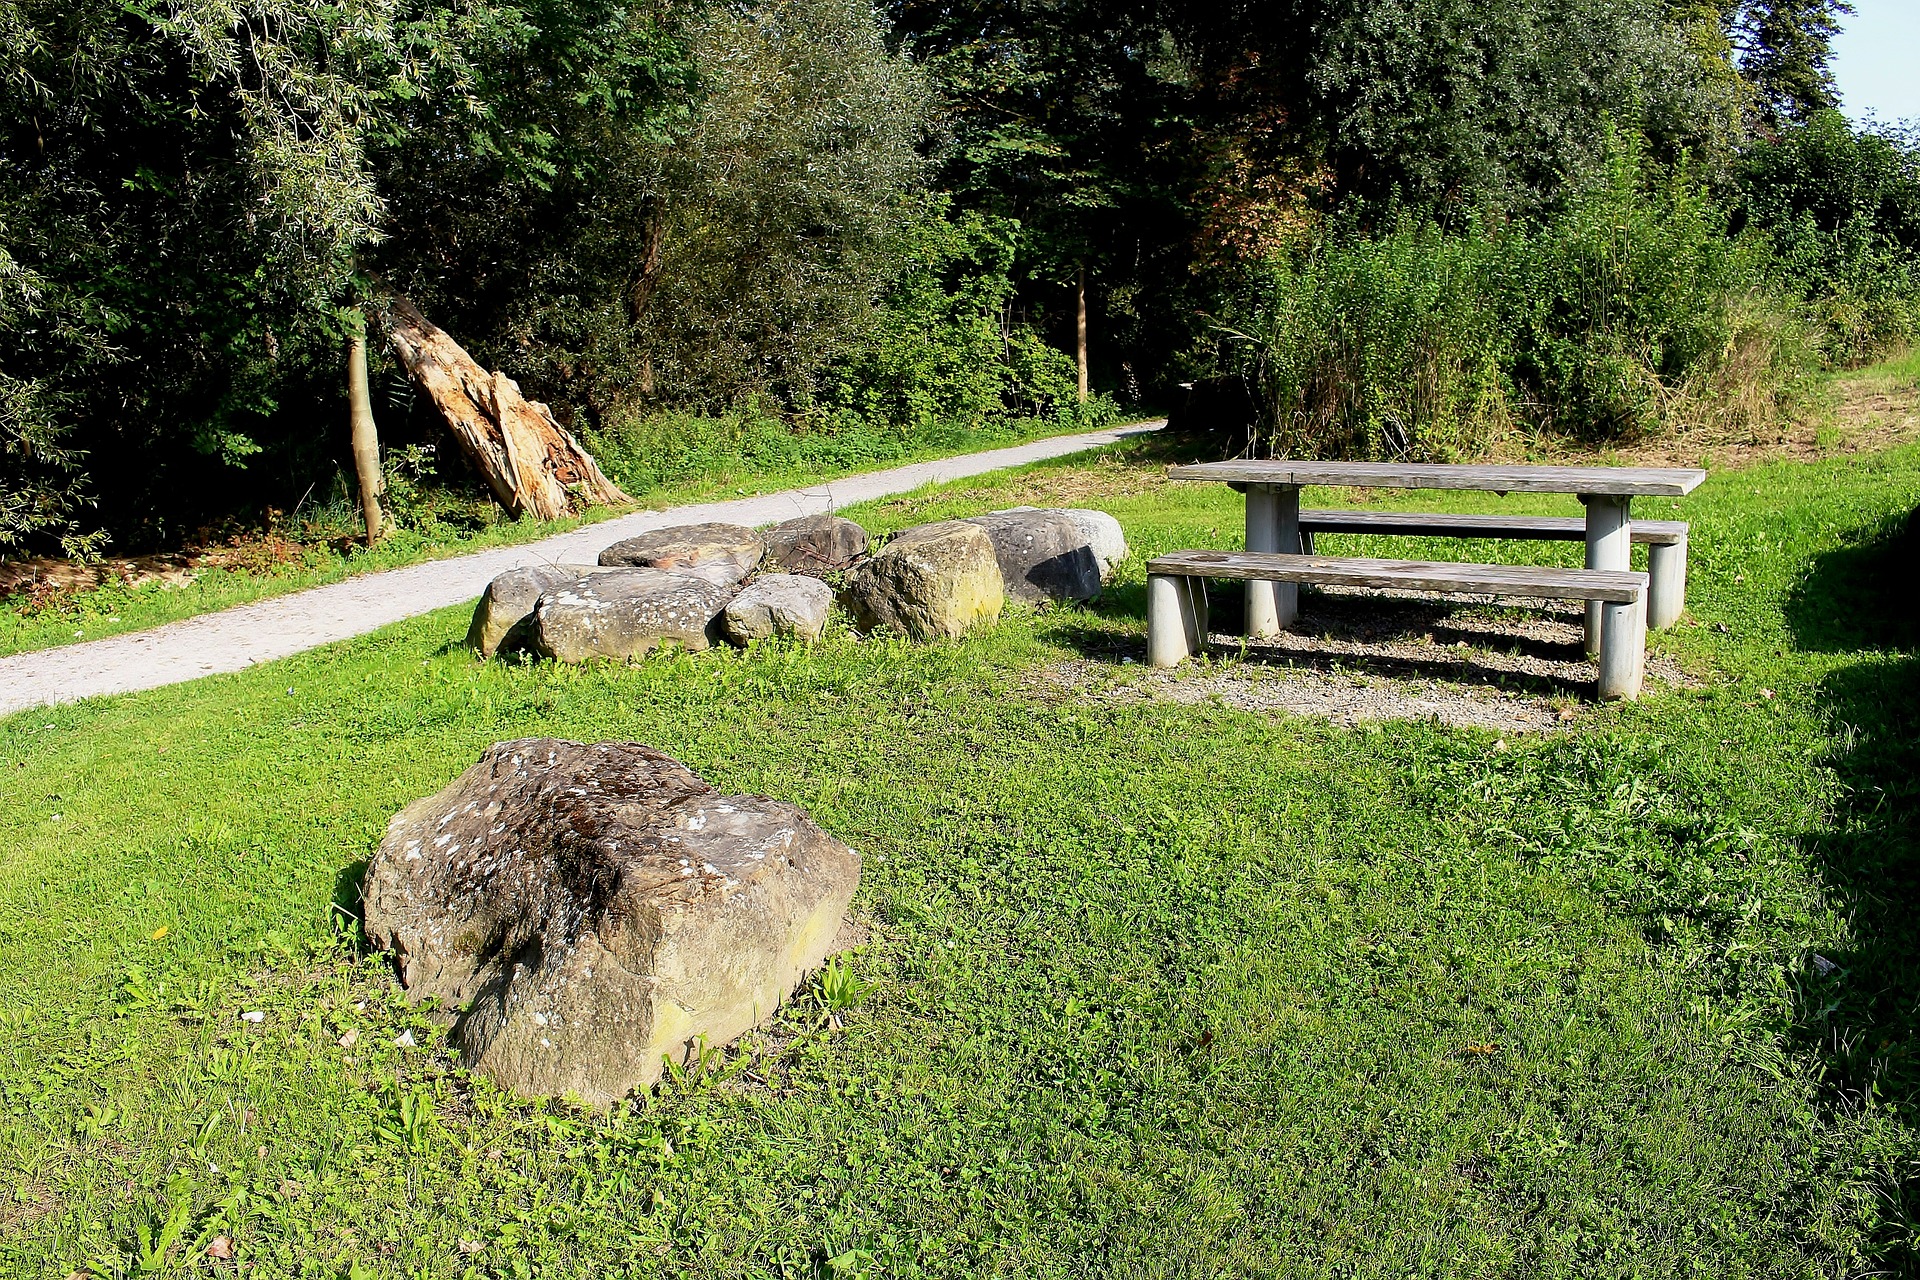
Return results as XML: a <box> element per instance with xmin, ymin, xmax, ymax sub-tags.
<box><xmin>0</xmin><ymin>423</ymin><xmax>1162</xmax><ymax>717</ymax></box>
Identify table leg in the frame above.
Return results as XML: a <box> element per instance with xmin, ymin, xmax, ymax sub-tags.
<box><xmin>1246</xmin><ymin>484</ymin><xmax>1300</xmax><ymax>635</ymax></box>
<box><xmin>1582</xmin><ymin>494</ymin><xmax>1631</xmax><ymax>655</ymax></box>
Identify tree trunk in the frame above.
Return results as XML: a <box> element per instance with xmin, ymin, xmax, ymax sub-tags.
<box><xmin>380</xmin><ymin>294</ymin><xmax>631</xmax><ymax>521</ymax></box>
<box><xmin>347</xmin><ymin>313</ymin><xmax>383</xmax><ymax>544</ymax></box>
<box><xmin>1076</xmin><ymin>264</ymin><xmax>1089</xmax><ymax>404</ymax></box>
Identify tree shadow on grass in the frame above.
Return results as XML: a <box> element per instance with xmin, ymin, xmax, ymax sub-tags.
<box><xmin>1785</xmin><ymin>506</ymin><xmax>1920</xmax><ymax>1262</ymax></box>
<box><xmin>1795</xmin><ymin>653</ymin><xmax>1920</xmax><ymax>1261</ymax></box>
<box><xmin>1785</xmin><ymin>505</ymin><xmax>1920</xmax><ymax>655</ymax></box>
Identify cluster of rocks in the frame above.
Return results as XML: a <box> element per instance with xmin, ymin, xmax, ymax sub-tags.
<box><xmin>467</xmin><ymin>506</ymin><xmax>1127</xmax><ymax>660</ymax></box>
<box><xmin>363</xmin><ymin>738</ymin><xmax>861</xmax><ymax>1107</ymax></box>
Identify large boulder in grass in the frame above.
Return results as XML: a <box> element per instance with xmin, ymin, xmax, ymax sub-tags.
<box><xmin>762</xmin><ymin>514</ymin><xmax>868</xmax><ymax>576</ymax></box>
<box><xmin>722</xmin><ymin>573</ymin><xmax>832</xmax><ymax>644</ymax></box>
<box><xmin>530</xmin><ymin>569</ymin><xmax>732</xmax><ymax>662</ymax></box>
<box><xmin>467</xmin><ymin>563</ymin><xmax>603</xmax><ymax>657</ymax></box>
<box><xmin>599</xmin><ymin>523</ymin><xmax>764</xmax><ymax>588</ymax></box>
<box><xmin>1059</xmin><ymin>509</ymin><xmax>1127</xmax><ymax>578</ymax></box>
<box><xmin>362</xmin><ymin>739</ymin><xmax>861</xmax><ymax>1108</ymax></box>
<box><xmin>960</xmin><ymin>509</ymin><xmax>1103</xmax><ymax>603</ymax></box>
<box><xmin>842</xmin><ymin>521</ymin><xmax>1004</xmax><ymax>641</ymax></box>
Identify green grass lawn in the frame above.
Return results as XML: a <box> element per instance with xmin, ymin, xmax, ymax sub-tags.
<box><xmin>0</xmin><ymin>415</ymin><xmax>1144</xmax><ymax>660</ymax></box>
<box><xmin>2</xmin><ymin>438</ymin><xmax>1918</xmax><ymax>1277</ymax></box>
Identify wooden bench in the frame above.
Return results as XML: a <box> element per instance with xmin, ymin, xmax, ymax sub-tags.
<box><xmin>1146</xmin><ymin>550</ymin><xmax>1651</xmax><ymax>700</ymax></box>
<box><xmin>1296</xmin><ymin>510</ymin><xmax>1689</xmax><ymax>630</ymax></box>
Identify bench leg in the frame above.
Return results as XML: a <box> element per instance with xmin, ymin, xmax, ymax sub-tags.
<box><xmin>1646</xmin><ymin>532</ymin><xmax>1687</xmax><ymax>630</ymax></box>
<box><xmin>1246</xmin><ymin>484</ymin><xmax>1300</xmax><ymax>636</ymax></box>
<box><xmin>1147</xmin><ymin>575</ymin><xmax>1207</xmax><ymax>668</ymax></box>
<box><xmin>1581</xmin><ymin>495</ymin><xmax>1631</xmax><ymax>655</ymax></box>
<box><xmin>1596</xmin><ymin>595</ymin><xmax>1646</xmax><ymax>701</ymax></box>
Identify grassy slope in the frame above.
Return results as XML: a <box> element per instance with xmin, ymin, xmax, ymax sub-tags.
<box><xmin>0</xmin><ymin>416</ymin><xmax>1137</xmax><ymax>660</ymax></box>
<box><xmin>0</xmin><ymin>437</ymin><xmax>1917</xmax><ymax>1276</ymax></box>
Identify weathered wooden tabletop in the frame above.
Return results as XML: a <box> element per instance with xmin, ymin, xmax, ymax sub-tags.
<box><xmin>1166</xmin><ymin>460</ymin><xmax>1708</xmax><ymax>498</ymax></box>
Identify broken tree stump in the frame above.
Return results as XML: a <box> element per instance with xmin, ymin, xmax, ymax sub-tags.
<box><xmin>382</xmin><ymin>294</ymin><xmax>631</xmax><ymax>521</ymax></box>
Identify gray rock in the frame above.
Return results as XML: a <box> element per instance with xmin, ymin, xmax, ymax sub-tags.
<box><xmin>842</xmin><ymin>521</ymin><xmax>1005</xmax><ymax>641</ymax></box>
<box><xmin>1060</xmin><ymin>509</ymin><xmax>1128</xmax><ymax>577</ymax></box>
<box><xmin>599</xmin><ymin>523</ymin><xmax>764</xmax><ymax>587</ymax></box>
<box><xmin>722</xmin><ymin>574</ymin><xmax>832</xmax><ymax>644</ymax></box>
<box><xmin>961</xmin><ymin>509</ymin><xmax>1103</xmax><ymax>603</ymax></box>
<box><xmin>762</xmin><ymin>514</ymin><xmax>868</xmax><ymax>575</ymax></box>
<box><xmin>362</xmin><ymin>739</ymin><xmax>861</xmax><ymax>1108</ymax></box>
<box><xmin>530</xmin><ymin>569</ymin><xmax>733</xmax><ymax>662</ymax></box>
<box><xmin>467</xmin><ymin>563</ymin><xmax>602</xmax><ymax>657</ymax></box>
<box><xmin>986</xmin><ymin>506</ymin><xmax>1127</xmax><ymax>577</ymax></box>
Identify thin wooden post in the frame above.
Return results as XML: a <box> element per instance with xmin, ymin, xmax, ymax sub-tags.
<box><xmin>1075</xmin><ymin>264</ymin><xmax>1089</xmax><ymax>404</ymax></box>
<box><xmin>347</xmin><ymin>311</ymin><xmax>383</xmax><ymax>545</ymax></box>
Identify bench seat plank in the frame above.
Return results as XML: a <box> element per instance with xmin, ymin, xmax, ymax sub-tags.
<box><xmin>1145</xmin><ymin>551</ymin><xmax>1647</xmax><ymax>603</ymax></box>
<box><xmin>1298</xmin><ymin>510</ymin><xmax>1686</xmax><ymax>545</ymax></box>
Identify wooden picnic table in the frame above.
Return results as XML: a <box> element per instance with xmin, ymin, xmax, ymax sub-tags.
<box><xmin>1165</xmin><ymin>460</ymin><xmax>1707</xmax><ymax>648</ymax></box>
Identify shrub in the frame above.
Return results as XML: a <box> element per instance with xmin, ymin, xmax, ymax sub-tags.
<box><xmin>820</xmin><ymin>198</ymin><xmax>1101</xmax><ymax>432</ymax></box>
<box><xmin>1217</xmin><ymin>132</ymin><xmax>1820</xmax><ymax>458</ymax></box>
<box><xmin>1736</xmin><ymin>110</ymin><xmax>1920</xmax><ymax>363</ymax></box>
<box><xmin>1221</xmin><ymin>225</ymin><xmax>1513</xmax><ymax>460</ymax></box>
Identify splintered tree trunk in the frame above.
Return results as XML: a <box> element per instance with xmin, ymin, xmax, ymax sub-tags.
<box><xmin>381</xmin><ymin>294</ymin><xmax>630</xmax><ymax>520</ymax></box>
<box><xmin>347</xmin><ymin>312</ymin><xmax>383</xmax><ymax>544</ymax></box>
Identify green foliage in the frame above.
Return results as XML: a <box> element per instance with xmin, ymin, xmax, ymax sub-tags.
<box><xmin>1175</xmin><ymin>0</ymin><xmax>1747</xmax><ymax>216</ymax></box>
<box><xmin>1728</xmin><ymin>0</ymin><xmax>1853</xmax><ymax>129</ymax></box>
<box><xmin>1509</xmin><ymin>134</ymin><xmax>1797</xmax><ymax>439</ymax></box>
<box><xmin>0</xmin><ymin>232</ymin><xmax>104</xmax><ymax>558</ymax></box>
<box><xmin>0</xmin><ymin>0</ymin><xmax>696</xmax><ymax>553</ymax></box>
<box><xmin>1221</xmin><ymin>133</ymin><xmax>1817</xmax><ymax>455</ymax></box>
<box><xmin>1737</xmin><ymin>110</ymin><xmax>1920</xmax><ymax>362</ymax></box>
<box><xmin>624</xmin><ymin>0</ymin><xmax>933</xmax><ymax>414</ymax></box>
<box><xmin>1223</xmin><ymin>226</ymin><xmax>1514</xmax><ymax>460</ymax></box>
<box><xmin>822</xmin><ymin>198</ymin><xmax>1111</xmax><ymax>432</ymax></box>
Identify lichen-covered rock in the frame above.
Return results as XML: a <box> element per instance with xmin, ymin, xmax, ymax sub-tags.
<box><xmin>598</xmin><ymin>523</ymin><xmax>764</xmax><ymax>587</ymax></box>
<box><xmin>467</xmin><ymin>563</ymin><xmax>602</xmax><ymax>657</ymax></box>
<box><xmin>961</xmin><ymin>509</ymin><xmax>1103</xmax><ymax>603</ymax></box>
<box><xmin>722</xmin><ymin>574</ymin><xmax>832</xmax><ymax>644</ymax></box>
<box><xmin>362</xmin><ymin>739</ymin><xmax>861</xmax><ymax>1108</ymax></box>
<box><xmin>762</xmin><ymin>514</ymin><xmax>868</xmax><ymax>575</ymax></box>
<box><xmin>530</xmin><ymin>570</ymin><xmax>732</xmax><ymax>662</ymax></box>
<box><xmin>842</xmin><ymin>521</ymin><xmax>1004</xmax><ymax>641</ymax></box>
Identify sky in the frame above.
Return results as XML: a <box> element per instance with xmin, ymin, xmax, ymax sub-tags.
<box><xmin>1830</xmin><ymin>0</ymin><xmax>1920</xmax><ymax>127</ymax></box>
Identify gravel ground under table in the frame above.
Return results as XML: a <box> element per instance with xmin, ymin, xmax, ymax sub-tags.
<box><xmin>1040</xmin><ymin>587</ymin><xmax>1689</xmax><ymax>734</ymax></box>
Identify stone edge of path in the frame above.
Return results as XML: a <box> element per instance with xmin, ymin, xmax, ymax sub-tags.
<box><xmin>0</xmin><ymin>422</ymin><xmax>1164</xmax><ymax>717</ymax></box>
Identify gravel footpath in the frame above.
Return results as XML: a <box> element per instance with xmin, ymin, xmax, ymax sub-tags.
<box><xmin>0</xmin><ymin>422</ymin><xmax>1161</xmax><ymax>717</ymax></box>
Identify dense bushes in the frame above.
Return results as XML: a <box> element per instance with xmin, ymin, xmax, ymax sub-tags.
<box><xmin>1737</xmin><ymin>111</ymin><xmax>1920</xmax><ymax>361</ymax></box>
<box><xmin>1</xmin><ymin>0</ymin><xmax>1911</xmax><ymax>557</ymax></box>
<box><xmin>1215</xmin><ymin>129</ymin><xmax>1914</xmax><ymax>460</ymax></box>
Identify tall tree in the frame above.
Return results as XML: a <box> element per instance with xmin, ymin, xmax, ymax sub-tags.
<box><xmin>1728</xmin><ymin>0</ymin><xmax>1854</xmax><ymax>130</ymax></box>
<box><xmin>0</xmin><ymin>0</ymin><xmax>689</xmax><ymax>551</ymax></box>
<box><xmin>884</xmin><ymin>0</ymin><xmax>1204</xmax><ymax>398</ymax></box>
